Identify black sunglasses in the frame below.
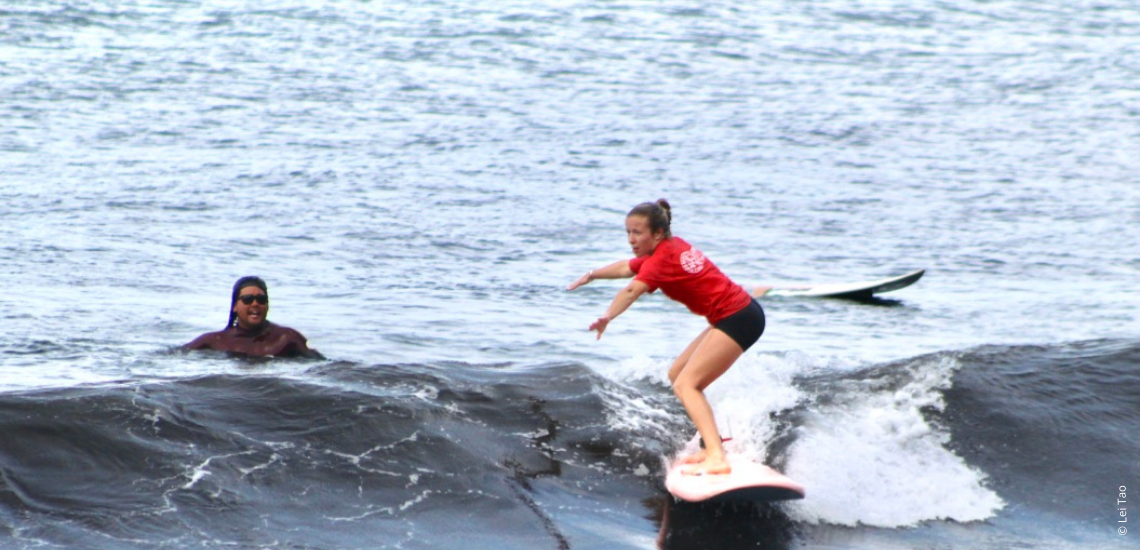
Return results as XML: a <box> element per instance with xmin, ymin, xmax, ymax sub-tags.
<box><xmin>238</xmin><ymin>294</ymin><xmax>268</xmax><ymax>305</ymax></box>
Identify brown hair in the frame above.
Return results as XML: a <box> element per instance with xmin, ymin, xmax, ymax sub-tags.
<box><xmin>627</xmin><ymin>199</ymin><xmax>672</xmax><ymax>239</ymax></box>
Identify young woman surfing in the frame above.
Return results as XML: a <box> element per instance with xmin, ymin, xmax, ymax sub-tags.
<box><xmin>567</xmin><ymin>199</ymin><xmax>765</xmax><ymax>476</ymax></box>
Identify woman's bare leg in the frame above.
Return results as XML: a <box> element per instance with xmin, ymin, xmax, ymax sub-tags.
<box><xmin>672</xmin><ymin>328</ymin><xmax>743</xmax><ymax>475</ymax></box>
<box><xmin>669</xmin><ymin>327</ymin><xmax>713</xmax><ymax>464</ymax></box>
<box><xmin>669</xmin><ymin>326</ymin><xmax>711</xmax><ymax>383</ymax></box>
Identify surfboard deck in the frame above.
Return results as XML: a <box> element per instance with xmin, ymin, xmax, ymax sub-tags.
<box><xmin>665</xmin><ymin>454</ymin><xmax>805</xmax><ymax>503</ymax></box>
<box><xmin>761</xmin><ymin>269</ymin><xmax>924</xmax><ymax>300</ymax></box>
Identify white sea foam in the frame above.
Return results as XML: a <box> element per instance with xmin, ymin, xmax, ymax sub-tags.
<box><xmin>591</xmin><ymin>354</ymin><xmax>678</xmax><ymax>443</ymax></box>
<box><xmin>783</xmin><ymin>355</ymin><xmax>1004</xmax><ymax>527</ymax></box>
<box><xmin>595</xmin><ymin>346</ymin><xmax>1004</xmax><ymax>527</ymax></box>
<box><xmin>593</xmin><ymin>349</ymin><xmax>815</xmax><ymax>462</ymax></box>
<box><xmin>701</xmin><ymin>352</ymin><xmax>807</xmax><ymax>457</ymax></box>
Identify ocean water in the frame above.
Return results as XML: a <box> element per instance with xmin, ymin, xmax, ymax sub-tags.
<box><xmin>1</xmin><ymin>0</ymin><xmax>1138</xmax><ymax>548</ymax></box>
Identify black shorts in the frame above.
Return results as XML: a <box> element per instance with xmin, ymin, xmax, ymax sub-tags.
<box><xmin>714</xmin><ymin>298</ymin><xmax>765</xmax><ymax>351</ymax></box>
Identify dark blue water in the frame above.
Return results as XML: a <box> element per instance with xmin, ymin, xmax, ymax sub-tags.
<box><xmin>1</xmin><ymin>342</ymin><xmax>1136</xmax><ymax>548</ymax></box>
<box><xmin>2</xmin><ymin>1</ymin><xmax>1138</xmax><ymax>548</ymax></box>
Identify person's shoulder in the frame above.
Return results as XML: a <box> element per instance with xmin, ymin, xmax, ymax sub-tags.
<box><xmin>184</xmin><ymin>328</ymin><xmax>228</xmax><ymax>349</ymax></box>
<box><xmin>266</xmin><ymin>323</ymin><xmax>311</xmax><ymax>342</ymax></box>
<box><xmin>653</xmin><ymin>236</ymin><xmax>690</xmax><ymax>259</ymax></box>
<box><xmin>266</xmin><ymin>323</ymin><xmax>323</xmax><ymax>358</ymax></box>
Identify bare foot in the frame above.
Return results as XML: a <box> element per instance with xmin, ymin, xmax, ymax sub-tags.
<box><xmin>682</xmin><ymin>456</ymin><xmax>731</xmax><ymax>476</ymax></box>
<box><xmin>679</xmin><ymin>449</ymin><xmax>707</xmax><ymax>465</ymax></box>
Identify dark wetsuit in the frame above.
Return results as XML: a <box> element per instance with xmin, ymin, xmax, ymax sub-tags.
<box><xmin>184</xmin><ymin>322</ymin><xmax>321</xmax><ymax>359</ymax></box>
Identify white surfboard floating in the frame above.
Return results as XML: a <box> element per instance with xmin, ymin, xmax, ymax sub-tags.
<box><xmin>761</xmin><ymin>269</ymin><xmax>924</xmax><ymax>300</ymax></box>
<box><xmin>664</xmin><ymin>441</ymin><xmax>804</xmax><ymax>503</ymax></box>
<box><xmin>665</xmin><ymin>455</ymin><xmax>805</xmax><ymax>503</ymax></box>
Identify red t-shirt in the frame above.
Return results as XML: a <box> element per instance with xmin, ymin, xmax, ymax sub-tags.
<box><xmin>628</xmin><ymin>237</ymin><xmax>752</xmax><ymax>324</ymax></box>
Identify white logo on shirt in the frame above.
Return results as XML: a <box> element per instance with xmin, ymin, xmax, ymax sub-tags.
<box><xmin>680</xmin><ymin>248</ymin><xmax>706</xmax><ymax>274</ymax></box>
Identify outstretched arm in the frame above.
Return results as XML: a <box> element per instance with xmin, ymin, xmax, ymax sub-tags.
<box><xmin>589</xmin><ymin>279</ymin><xmax>650</xmax><ymax>339</ymax></box>
<box><xmin>566</xmin><ymin>260</ymin><xmax>634</xmax><ymax>290</ymax></box>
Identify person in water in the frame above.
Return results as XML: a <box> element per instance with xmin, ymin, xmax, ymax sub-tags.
<box><xmin>184</xmin><ymin>276</ymin><xmax>322</xmax><ymax>359</ymax></box>
<box><xmin>567</xmin><ymin>199</ymin><xmax>765</xmax><ymax>476</ymax></box>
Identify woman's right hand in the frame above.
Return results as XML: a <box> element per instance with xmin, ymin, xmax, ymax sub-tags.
<box><xmin>589</xmin><ymin>316</ymin><xmax>611</xmax><ymax>339</ymax></box>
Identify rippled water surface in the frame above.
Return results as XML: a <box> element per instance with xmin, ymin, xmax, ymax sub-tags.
<box><xmin>1</xmin><ymin>1</ymin><xmax>1138</xmax><ymax>548</ymax></box>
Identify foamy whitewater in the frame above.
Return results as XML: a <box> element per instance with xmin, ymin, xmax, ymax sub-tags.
<box><xmin>2</xmin><ymin>1</ymin><xmax>1138</xmax><ymax>549</ymax></box>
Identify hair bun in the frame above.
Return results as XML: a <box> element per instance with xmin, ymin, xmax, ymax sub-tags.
<box><xmin>656</xmin><ymin>198</ymin><xmax>672</xmax><ymax>222</ymax></box>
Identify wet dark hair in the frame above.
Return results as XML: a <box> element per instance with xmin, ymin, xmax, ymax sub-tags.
<box><xmin>227</xmin><ymin>276</ymin><xmax>268</xmax><ymax>328</ymax></box>
<box><xmin>627</xmin><ymin>198</ymin><xmax>672</xmax><ymax>239</ymax></box>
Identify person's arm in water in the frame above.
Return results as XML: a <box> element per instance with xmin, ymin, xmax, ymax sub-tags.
<box><xmin>268</xmin><ymin>326</ymin><xmax>325</xmax><ymax>359</ymax></box>
<box><xmin>183</xmin><ymin>331</ymin><xmax>219</xmax><ymax>351</ymax></box>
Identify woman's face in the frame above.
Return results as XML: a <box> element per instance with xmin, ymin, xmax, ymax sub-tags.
<box><xmin>232</xmin><ymin>286</ymin><xmax>269</xmax><ymax>329</ymax></box>
<box><xmin>626</xmin><ymin>215</ymin><xmax>664</xmax><ymax>258</ymax></box>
